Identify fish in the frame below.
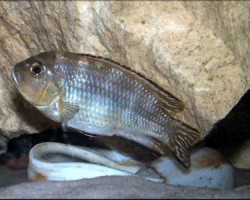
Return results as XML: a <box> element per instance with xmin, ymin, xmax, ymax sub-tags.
<box><xmin>11</xmin><ymin>51</ymin><xmax>201</xmax><ymax>168</ymax></box>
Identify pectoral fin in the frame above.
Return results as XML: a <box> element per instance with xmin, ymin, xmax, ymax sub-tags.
<box><xmin>59</xmin><ymin>100</ymin><xmax>80</xmax><ymax>123</ymax></box>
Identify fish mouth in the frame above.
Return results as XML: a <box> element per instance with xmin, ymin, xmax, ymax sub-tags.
<box><xmin>11</xmin><ymin>66</ymin><xmax>44</xmax><ymax>107</ymax></box>
<box><xmin>11</xmin><ymin>66</ymin><xmax>20</xmax><ymax>86</ymax></box>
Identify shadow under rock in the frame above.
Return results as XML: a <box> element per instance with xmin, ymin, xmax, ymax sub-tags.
<box><xmin>204</xmin><ymin>89</ymin><xmax>250</xmax><ymax>158</ymax></box>
<box><xmin>204</xmin><ymin>89</ymin><xmax>250</xmax><ymax>188</ymax></box>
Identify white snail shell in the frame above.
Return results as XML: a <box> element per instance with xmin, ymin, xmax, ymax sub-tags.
<box><xmin>28</xmin><ymin>142</ymin><xmax>163</xmax><ymax>182</ymax></box>
<box><xmin>28</xmin><ymin>142</ymin><xmax>234</xmax><ymax>189</ymax></box>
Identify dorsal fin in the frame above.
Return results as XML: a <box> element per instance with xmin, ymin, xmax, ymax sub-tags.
<box><xmin>167</xmin><ymin>120</ymin><xmax>201</xmax><ymax>168</ymax></box>
<box><xmin>151</xmin><ymin>88</ymin><xmax>184</xmax><ymax>115</ymax></box>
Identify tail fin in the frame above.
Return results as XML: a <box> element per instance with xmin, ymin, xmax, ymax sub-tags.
<box><xmin>168</xmin><ymin>120</ymin><xmax>201</xmax><ymax>168</ymax></box>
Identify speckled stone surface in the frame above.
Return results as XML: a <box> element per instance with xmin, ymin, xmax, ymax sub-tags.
<box><xmin>0</xmin><ymin>176</ymin><xmax>250</xmax><ymax>199</ymax></box>
<box><xmin>0</xmin><ymin>1</ymin><xmax>249</xmax><ymax>139</ymax></box>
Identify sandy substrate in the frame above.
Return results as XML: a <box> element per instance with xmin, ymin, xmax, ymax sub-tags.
<box><xmin>0</xmin><ymin>176</ymin><xmax>250</xmax><ymax>199</ymax></box>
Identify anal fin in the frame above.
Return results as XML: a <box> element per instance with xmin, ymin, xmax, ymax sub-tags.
<box><xmin>115</xmin><ymin>132</ymin><xmax>167</xmax><ymax>156</ymax></box>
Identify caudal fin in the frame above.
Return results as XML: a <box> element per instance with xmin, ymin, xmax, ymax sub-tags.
<box><xmin>168</xmin><ymin>120</ymin><xmax>201</xmax><ymax>168</ymax></box>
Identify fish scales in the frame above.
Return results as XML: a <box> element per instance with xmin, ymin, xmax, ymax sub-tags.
<box><xmin>11</xmin><ymin>51</ymin><xmax>201</xmax><ymax>168</ymax></box>
<box><xmin>62</xmin><ymin>65</ymin><xmax>166</xmax><ymax>134</ymax></box>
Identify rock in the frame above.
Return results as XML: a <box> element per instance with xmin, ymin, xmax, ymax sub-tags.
<box><xmin>0</xmin><ymin>1</ymin><xmax>249</xmax><ymax>139</ymax></box>
<box><xmin>0</xmin><ymin>176</ymin><xmax>249</xmax><ymax>199</ymax></box>
<box><xmin>230</xmin><ymin>139</ymin><xmax>250</xmax><ymax>169</ymax></box>
<box><xmin>150</xmin><ymin>147</ymin><xmax>234</xmax><ymax>189</ymax></box>
<box><xmin>0</xmin><ymin>166</ymin><xmax>28</xmax><ymax>188</ymax></box>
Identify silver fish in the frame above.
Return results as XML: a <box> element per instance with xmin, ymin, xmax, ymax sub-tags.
<box><xmin>11</xmin><ymin>51</ymin><xmax>201</xmax><ymax>168</ymax></box>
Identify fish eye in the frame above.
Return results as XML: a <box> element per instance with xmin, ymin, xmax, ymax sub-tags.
<box><xmin>30</xmin><ymin>62</ymin><xmax>46</xmax><ymax>78</ymax></box>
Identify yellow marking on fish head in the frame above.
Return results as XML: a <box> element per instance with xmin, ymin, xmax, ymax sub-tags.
<box><xmin>11</xmin><ymin>52</ymin><xmax>62</xmax><ymax>107</ymax></box>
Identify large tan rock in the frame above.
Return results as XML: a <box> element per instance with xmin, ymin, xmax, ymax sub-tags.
<box><xmin>0</xmin><ymin>1</ymin><xmax>249</xmax><ymax>138</ymax></box>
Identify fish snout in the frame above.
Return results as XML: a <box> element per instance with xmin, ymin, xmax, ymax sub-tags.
<box><xmin>11</xmin><ymin>66</ymin><xmax>21</xmax><ymax>85</ymax></box>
